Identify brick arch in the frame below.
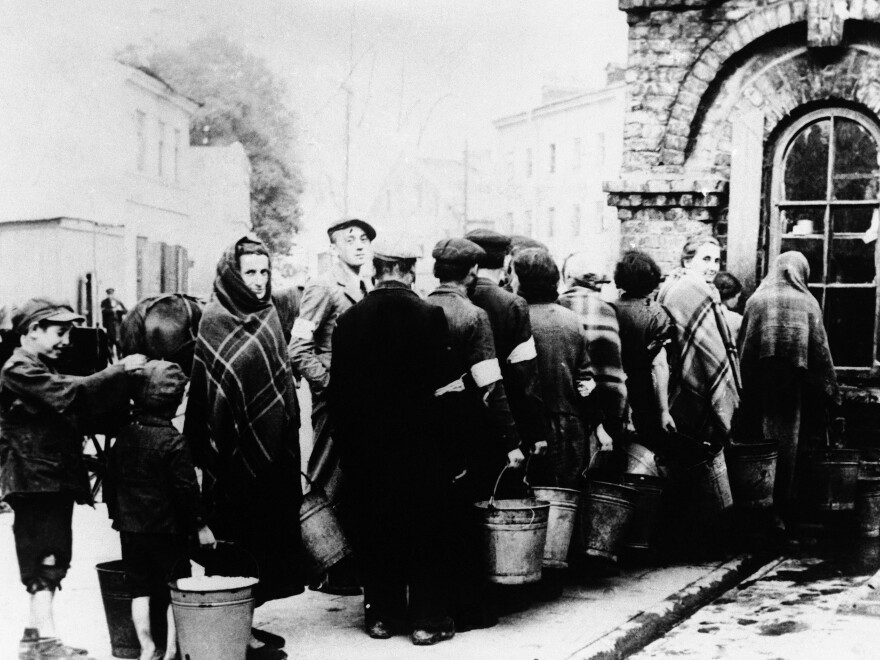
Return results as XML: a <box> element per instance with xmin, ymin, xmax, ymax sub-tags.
<box><xmin>659</xmin><ymin>0</ymin><xmax>880</xmax><ymax>166</ymax></box>
<box><xmin>687</xmin><ymin>43</ymin><xmax>880</xmax><ymax>172</ymax></box>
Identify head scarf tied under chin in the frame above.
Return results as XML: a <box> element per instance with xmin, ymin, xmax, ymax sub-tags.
<box><xmin>739</xmin><ymin>251</ymin><xmax>839</xmax><ymax>403</ymax></box>
<box><xmin>213</xmin><ymin>236</ymin><xmax>272</xmax><ymax>316</ymax></box>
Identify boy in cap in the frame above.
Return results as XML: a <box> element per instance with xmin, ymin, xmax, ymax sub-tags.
<box><xmin>0</xmin><ymin>298</ymin><xmax>146</xmax><ymax>659</ymax></box>
<box><xmin>427</xmin><ymin>237</ymin><xmax>524</xmax><ymax>631</ymax></box>
<box><xmin>329</xmin><ymin>236</ymin><xmax>456</xmax><ymax>645</ymax></box>
<box><xmin>464</xmin><ymin>229</ymin><xmax>550</xmax><ymax>490</ymax></box>
<box><xmin>289</xmin><ymin>217</ymin><xmax>375</xmax><ymax>595</ymax></box>
<box><xmin>106</xmin><ymin>360</ymin><xmax>215</xmax><ymax>660</ymax></box>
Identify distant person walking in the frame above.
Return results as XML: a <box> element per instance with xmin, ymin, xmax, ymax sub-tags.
<box><xmin>101</xmin><ymin>288</ymin><xmax>127</xmax><ymax>359</ymax></box>
<box><xmin>738</xmin><ymin>251</ymin><xmax>840</xmax><ymax>535</ymax></box>
<box><xmin>713</xmin><ymin>271</ymin><xmax>744</xmax><ymax>342</ymax></box>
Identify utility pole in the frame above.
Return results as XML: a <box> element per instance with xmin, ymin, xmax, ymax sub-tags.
<box><xmin>343</xmin><ymin>2</ymin><xmax>355</xmax><ymax>217</ymax></box>
<box><xmin>462</xmin><ymin>140</ymin><xmax>469</xmax><ymax>234</ymax></box>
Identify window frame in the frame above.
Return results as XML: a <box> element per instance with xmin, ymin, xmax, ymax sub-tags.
<box><xmin>769</xmin><ymin>106</ymin><xmax>880</xmax><ymax>375</ymax></box>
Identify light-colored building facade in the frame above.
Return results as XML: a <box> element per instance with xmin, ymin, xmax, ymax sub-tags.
<box><xmin>494</xmin><ymin>73</ymin><xmax>626</xmax><ymax>276</ymax></box>
<box><xmin>0</xmin><ymin>50</ymin><xmax>251</xmax><ymax>316</ymax></box>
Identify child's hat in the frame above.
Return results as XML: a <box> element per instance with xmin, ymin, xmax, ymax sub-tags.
<box><xmin>12</xmin><ymin>298</ymin><xmax>85</xmax><ymax>335</ymax></box>
<box><xmin>135</xmin><ymin>360</ymin><xmax>187</xmax><ymax>411</ymax></box>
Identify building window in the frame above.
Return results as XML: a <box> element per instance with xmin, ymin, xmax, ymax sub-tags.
<box><xmin>596</xmin><ymin>132</ymin><xmax>606</xmax><ymax>169</ymax></box>
<box><xmin>547</xmin><ymin>207</ymin><xmax>555</xmax><ymax>238</ymax></box>
<box><xmin>524</xmin><ymin>209</ymin><xmax>533</xmax><ymax>236</ymax></box>
<box><xmin>573</xmin><ymin>137</ymin><xmax>582</xmax><ymax>171</ymax></box>
<box><xmin>572</xmin><ymin>204</ymin><xmax>581</xmax><ymax>237</ymax></box>
<box><xmin>769</xmin><ymin>107</ymin><xmax>880</xmax><ymax>370</ymax></box>
<box><xmin>135</xmin><ymin>111</ymin><xmax>146</xmax><ymax>172</ymax></box>
<box><xmin>157</xmin><ymin>120</ymin><xmax>166</xmax><ymax>177</ymax></box>
<box><xmin>173</xmin><ymin>128</ymin><xmax>181</xmax><ymax>183</ymax></box>
<box><xmin>526</xmin><ymin>148</ymin><xmax>533</xmax><ymax>178</ymax></box>
<box><xmin>549</xmin><ymin>143</ymin><xmax>556</xmax><ymax>174</ymax></box>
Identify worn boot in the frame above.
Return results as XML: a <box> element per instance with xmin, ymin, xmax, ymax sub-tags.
<box><xmin>18</xmin><ymin>629</ymin><xmax>90</xmax><ymax>659</ymax></box>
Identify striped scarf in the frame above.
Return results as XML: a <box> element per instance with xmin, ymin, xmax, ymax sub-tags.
<box><xmin>557</xmin><ymin>286</ymin><xmax>627</xmax><ymax>425</ymax></box>
<box><xmin>184</xmin><ymin>238</ymin><xmax>301</xmax><ymax>507</ymax></box>
<box><xmin>658</xmin><ymin>270</ymin><xmax>740</xmax><ymax>446</ymax></box>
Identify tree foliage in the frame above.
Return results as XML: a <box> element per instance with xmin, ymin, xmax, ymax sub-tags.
<box><xmin>122</xmin><ymin>36</ymin><xmax>302</xmax><ymax>253</ymax></box>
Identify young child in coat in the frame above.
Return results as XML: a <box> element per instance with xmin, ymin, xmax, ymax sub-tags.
<box><xmin>0</xmin><ymin>298</ymin><xmax>146</xmax><ymax>660</ymax></box>
<box><xmin>106</xmin><ymin>360</ymin><xmax>215</xmax><ymax>660</ymax></box>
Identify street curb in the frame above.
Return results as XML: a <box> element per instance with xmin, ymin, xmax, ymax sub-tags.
<box><xmin>566</xmin><ymin>553</ymin><xmax>781</xmax><ymax>660</ymax></box>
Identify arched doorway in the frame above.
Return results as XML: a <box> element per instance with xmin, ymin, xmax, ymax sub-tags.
<box><xmin>768</xmin><ymin>107</ymin><xmax>880</xmax><ymax>372</ymax></box>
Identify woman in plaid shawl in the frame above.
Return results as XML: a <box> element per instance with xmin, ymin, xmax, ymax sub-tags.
<box><xmin>738</xmin><ymin>251</ymin><xmax>839</xmax><ymax>532</ymax></box>
<box><xmin>185</xmin><ymin>237</ymin><xmax>303</xmax><ymax>659</ymax></box>
<box><xmin>657</xmin><ymin>236</ymin><xmax>741</xmax><ymax>451</ymax></box>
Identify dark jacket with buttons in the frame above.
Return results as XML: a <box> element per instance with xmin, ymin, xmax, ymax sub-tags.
<box><xmin>0</xmin><ymin>347</ymin><xmax>129</xmax><ymax>503</ymax></box>
<box><xmin>106</xmin><ymin>412</ymin><xmax>205</xmax><ymax>535</ymax></box>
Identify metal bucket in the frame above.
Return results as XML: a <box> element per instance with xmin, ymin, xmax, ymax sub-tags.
<box><xmin>620</xmin><ymin>474</ymin><xmax>665</xmax><ymax>551</ymax></box>
<box><xmin>170</xmin><ymin>578</ymin><xmax>256</xmax><ymax>660</ymax></box>
<box><xmin>474</xmin><ymin>498</ymin><xmax>550</xmax><ymax>584</ymax></box>
<box><xmin>532</xmin><ymin>487</ymin><xmax>580</xmax><ymax>569</ymax></box>
<box><xmin>856</xmin><ymin>478</ymin><xmax>880</xmax><ymax>537</ymax></box>
<box><xmin>726</xmin><ymin>442</ymin><xmax>778</xmax><ymax>509</ymax></box>
<box><xmin>96</xmin><ymin>561</ymin><xmax>170</xmax><ymax>659</ymax></box>
<box><xmin>299</xmin><ymin>482</ymin><xmax>352</xmax><ymax>574</ymax></box>
<box><xmin>579</xmin><ymin>480</ymin><xmax>640</xmax><ymax>562</ymax></box>
<box><xmin>686</xmin><ymin>447</ymin><xmax>733</xmax><ymax>519</ymax></box>
<box><xmin>801</xmin><ymin>449</ymin><xmax>860</xmax><ymax>511</ymax></box>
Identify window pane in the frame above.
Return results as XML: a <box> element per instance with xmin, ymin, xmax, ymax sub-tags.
<box><xmin>833</xmin><ymin>118</ymin><xmax>879</xmax><ymax>200</ymax></box>
<box><xmin>780</xmin><ymin>206</ymin><xmax>824</xmax><ymax>235</ymax></box>
<box><xmin>781</xmin><ymin>236</ymin><xmax>823</xmax><ymax>283</ymax></box>
<box><xmin>832</xmin><ymin>206</ymin><xmax>876</xmax><ymax>233</ymax></box>
<box><xmin>830</xmin><ymin>238</ymin><xmax>875</xmax><ymax>284</ymax></box>
<box><xmin>825</xmin><ymin>288</ymin><xmax>875</xmax><ymax>367</ymax></box>
<box><xmin>784</xmin><ymin>120</ymin><xmax>830</xmax><ymax>200</ymax></box>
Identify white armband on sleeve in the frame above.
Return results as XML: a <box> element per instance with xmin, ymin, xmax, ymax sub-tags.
<box><xmin>470</xmin><ymin>358</ymin><xmax>502</xmax><ymax>388</ymax></box>
<box><xmin>291</xmin><ymin>317</ymin><xmax>316</xmax><ymax>340</ymax></box>
<box><xmin>507</xmin><ymin>336</ymin><xmax>537</xmax><ymax>364</ymax></box>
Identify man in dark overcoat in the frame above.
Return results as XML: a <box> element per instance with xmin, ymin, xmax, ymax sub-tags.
<box><xmin>328</xmin><ymin>236</ymin><xmax>456</xmax><ymax>646</ymax></box>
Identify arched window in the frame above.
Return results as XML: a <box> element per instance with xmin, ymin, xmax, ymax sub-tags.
<box><xmin>770</xmin><ymin>108</ymin><xmax>880</xmax><ymax>371</ymax></box>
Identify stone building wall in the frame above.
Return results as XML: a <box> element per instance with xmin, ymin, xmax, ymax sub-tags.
<box><xmin>607</xmin><ymin>0</ymin><xmax>880</xmax><ymax>276</ymax></box>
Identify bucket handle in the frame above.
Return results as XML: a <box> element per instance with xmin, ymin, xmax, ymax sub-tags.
<box><xmin>487</xmin><ymin>458</ymin><xmax>538</xmax><ymax>526</ymax></box>
<box><xmin>171</xmin><ymin>539</ymin><xmax>261</xmax><ymax>585</ymax></box>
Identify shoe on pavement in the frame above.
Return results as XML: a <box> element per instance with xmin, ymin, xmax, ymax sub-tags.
<box><xmin>245</xmin><ymin>645</ymin><xmax>287</xmax><ymax>660</ymax></box>
<box><xmin>251</xmin><ymin>628</ymin><xmax>285</xmax><ymax>649</ymax></box>
<box><xmin>23</xmin><ymin>638</ymin><xmax>91</xmax><ymax>659</ymax></box>
<box><xmin>365</xmin><ymin>620</ymin><xmax>395</xmax><ymax>639</ymax></box>
<box><xmin>411</xmin><ymin>628</ymin><xmax>455</xmax><ymax>646</ymax></box>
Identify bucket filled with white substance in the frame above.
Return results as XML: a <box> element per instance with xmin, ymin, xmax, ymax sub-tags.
<box><xmin>170</xmin><ymin>547</ymin><xmax>259</xmax><ymax>660</ymax></box>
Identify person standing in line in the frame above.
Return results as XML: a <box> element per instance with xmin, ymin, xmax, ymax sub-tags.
<box><xmin>329</xmin><ymin>237</ymin><xmax>456</xmax><ymax>646</ymax></box>
<box><xmin>464</xmin><ymin>229</ymin><xmax>549</xmax><ymax>492</ymax></box>
<box><xmin>101</xmin><ymin>287</ymin><xmax>128</xmax><ymax>359</ymax></box>
<box><xmin>105</xmin><ymin>360</ymin><xmax>215</xmax><ymax>660</ymax></box>
<box><xmin>511</xmin><ymin>249</ymin><xmax>596</xmax><ymax>489</ymax></box>
<box><xmin>611</xmin><ymin>250</ymin><xmax>676</xmax><ymax>454</ymax></box>
<box><xmin>426</xmin><ymin>237</ymin><xmax>524</xmax><ymax>632</ymax></box>
<box><xmin>713</xmin><ymin>271</ymin><xmax>744</xmax><ymax>342</ymax></box>
<box><xmin>0</xmin><ymin>298</ymin><xmax>145</xmax><ymax>660</ymax></box>
<box><xmin>185</xmin><ymin>236</ymin><xmax>304</xmax><ymax>660</ymax></box>
<box><xmin>657</xmin><ymin>235</ymin><xmax>740</xmax><ymax>450</ymax></box>
<box><xmin>558</xmin><ymin>252</ymin><xmax>628</xmax><ymax>443</ymax></box>
<box><xmin>738</xmin><ymin>251</ymin><xmax>839</xmax><ymax>537</ymax></box>
<box><xmin>288</xmin><ymin>218</ymin><xmax>375</xmax><ymax>595</ymax></box>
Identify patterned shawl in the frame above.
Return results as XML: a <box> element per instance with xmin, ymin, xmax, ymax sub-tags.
<box><xmin>557</xmin><ymin>286</ymin><xmax>627</xmax><ymax>427</ymax></box>
<box><xmin>739</xmin><ymin>251</ymin><xmax>839</xmax><ymax>403</ymax></box>
<box><xmin>657</xmin><ymin>269</ymin><xmax>741</xmax><ymax>444</ymax></box>
<box><xmin>184</xmin><ymin>237</ymin><xmax>301</xmax><ymax>509</ymax></box>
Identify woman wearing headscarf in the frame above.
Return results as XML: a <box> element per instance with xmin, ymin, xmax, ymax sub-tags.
<box><xmin>511</xmin><ymin>248</ymin><xmax>595</xmax><ymax>488</ymax></box>
<box><xmin>184</xmin><ymin>236</ymin><xmax>304</xmax><ymax>660</ymax></box>
<box><xmin>657</xmin><ymin>235</ymin><xmax>740</xmax><ymax>450</ymax></box>
<box><xmin>738</xmin><ymin>251</ymin><xmax>840</xmax><ymax>533</ymax></box>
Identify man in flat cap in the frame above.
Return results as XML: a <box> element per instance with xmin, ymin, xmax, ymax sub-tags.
<box><xmin>1</xmin><ymin>298</ymin><xmax>146</xmax><ymax>659</ymax></box>
<box><xmin>289</xmin><ymin>217</ymin><xmax>375</xmax><ymax>594</ymax></box>
<box><xmin>329</xmin><ymin>237</ymin><xmax>456</xmax><ymax>646</ymax></box>
<box><xmin>426</xmin><ymin>237</ymin><xmax>525</xmax><ymax>631</ymax></box>
<box><xmin>558</xmin><ymin>252</ymin><xmax>628</xmax><ymax>443</ymax></box>
<box><xmin>464</xmin><ymin>229</ymin><xmax>550</xmax><ymax>486</ymax></box>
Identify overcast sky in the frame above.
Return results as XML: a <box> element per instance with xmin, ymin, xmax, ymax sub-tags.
<box><xmin>2</xmin><ymin>0</ymin><xmax>627</xmax><ymax>222</ymax></box>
